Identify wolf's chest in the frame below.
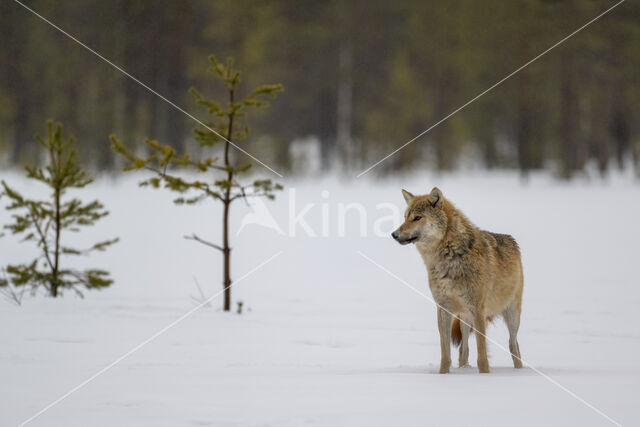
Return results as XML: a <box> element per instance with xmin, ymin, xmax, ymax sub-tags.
<box><xmin>427</xmin><ymin>276</ymin><xmax>472</xmax><ymax>312</ymax></box>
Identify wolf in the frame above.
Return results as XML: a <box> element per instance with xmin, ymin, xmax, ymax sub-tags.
<box><xmin>392</xmin><ymin>187</ymin><xmax>523</xmax><ymax>373</ymax></box>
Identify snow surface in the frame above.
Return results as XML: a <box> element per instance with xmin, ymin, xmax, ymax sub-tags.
<box><xmin>1</xmin><ymin>170</ymin><xmax>639</xmax><ymax>426</ymax></box>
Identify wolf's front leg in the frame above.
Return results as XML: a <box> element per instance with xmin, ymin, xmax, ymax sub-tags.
<box><xmin>437</xmin><ymin>307</ymin><xmax>453</xmax><ymax>373</ymax></box>
<box><xmin>473</xmin><ymin>311</ymin><xmax>490</xmax><ymax>373</ymax></box>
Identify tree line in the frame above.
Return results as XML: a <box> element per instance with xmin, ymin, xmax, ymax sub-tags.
<box><xmin>0</xmin><ymin>0</ymin><xmax>639</xmax><ymax>178</ymax></box>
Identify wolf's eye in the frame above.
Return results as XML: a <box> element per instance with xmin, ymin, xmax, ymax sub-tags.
<box><xmin>413</xmin><ymin>216</ymin><xmax>422</xmax><ymax>222</ymax></box>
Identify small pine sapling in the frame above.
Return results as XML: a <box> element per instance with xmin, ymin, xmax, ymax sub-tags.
<box><xmin>0</xmin><ymin>121</ymin><xmax>119</xmax><ymax>298</ymax></box>
<box><xmin>110</xmin><ymin>56</ymin><xmax>283</xmax><ymax>311</ymax></box>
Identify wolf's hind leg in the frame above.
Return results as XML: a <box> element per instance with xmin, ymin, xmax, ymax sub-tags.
<box><xmin>502</xmin><ymin>299</ymin><xmax>523</xmax><ymax>368</ymax></box>
<box><xmin>437</xmin><ymin>307</ymin><xmax>453</xmax><ymax>373</ymax></box>
<box><xmin>458</xmin><ymin>317</ymin><xmax>471</xmax><ymax>367</ymax></box>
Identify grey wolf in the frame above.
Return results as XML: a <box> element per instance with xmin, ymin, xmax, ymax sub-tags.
<box><xmin>392</xmin><ymin>187</ymin><xmax>524</xmax><ymax>373</ymax></box>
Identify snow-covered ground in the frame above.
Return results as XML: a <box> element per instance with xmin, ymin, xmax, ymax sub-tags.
<box><xmin>1</xmin><ymin>170</ymin><xmax>639</xmax><ymax>426</ymax></box>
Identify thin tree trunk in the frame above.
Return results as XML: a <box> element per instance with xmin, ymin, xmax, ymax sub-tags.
<box><xmin>222</xmin><ymin>194</ymin><xmax>231</xmax><ymax>311</ymax></box>
<box><xmin>52</xmin><ymin>145</ymin><xmax>62</xmax><ymax>297</ymax></box>
<box><xmin>222</xmin><ymin>192</ymin><xmax>231</xmax><ymax>311</ymax></box>
<box><xmin>516</xmin><ymin>94</ymin><xmax>533</xmax><ymax>177</ymax></box>
<box><xmin>165</xmin><ymin>2</ymin><xmax>189</xmax><ymax>152</ymax></box>
<box><xmin>222</xmin><ymin>88</ymin><xmax>235</xmax><ymax>312</ymax></box>
<box><xmin>337</xmin><ymin>40</ymin><xmax>353</xmax><ymax>172</ymax></box>
<box><xmin>433</xmin><ymin>71</ymin><xmax>453</xmax><ymax>170</ymax></box>
<box><xmin>559</xmin><ymin>51</ymin><xmax>580</xmax><ymax>179</ymax></box>
<box><xmin>515</xmin><ymin>19</ymin><xmax>534</xmax><ymax>178</ymax></box>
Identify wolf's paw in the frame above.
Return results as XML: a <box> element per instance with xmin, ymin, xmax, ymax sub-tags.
<box><xmin>439</xmin><ymin>360</ymin><xmax>451</xmax><ymax>374</ymax></box>
<box><xmin>477</xmin><ymin>361</ymin><xmax>490</xmax><ymax>373</ymax></box>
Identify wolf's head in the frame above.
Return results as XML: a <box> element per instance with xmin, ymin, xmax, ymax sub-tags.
<box><xmin>391</xmin><ymin>187</ymin><xmax>447</xmax><ymax>245</ymax></box>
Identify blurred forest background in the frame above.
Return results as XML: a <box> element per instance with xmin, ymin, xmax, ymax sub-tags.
<box><xmin>0</xmin><ymin>0</ymin><xmax>639</xmax><ymax>178</ymax></box>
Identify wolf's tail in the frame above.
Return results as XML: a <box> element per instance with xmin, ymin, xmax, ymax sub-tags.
<box><xmin>451</xmin><ymin>316</ymin><xmax>493</xmax><ymax>347</ymax></box>
<box><xmin>451</xmin><ymin>318</ymin><xmax>462</xmax><ymax>347</ymax></box>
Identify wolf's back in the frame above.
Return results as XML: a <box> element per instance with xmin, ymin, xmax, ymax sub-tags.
<box><xmin>483</xmin><ymin>231</ymin><xmax>521</xmax><ymax>262</ymax></box>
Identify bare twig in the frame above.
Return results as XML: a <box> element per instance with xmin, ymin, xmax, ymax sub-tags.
<box><xmin>0</xmin><ymin>271</ymin><xmax>25</xmax><ymax>306</ymax></box>
<box><xmin>70</xmin><ymin>286</ymin><xmax>85</xmax><ymax>299</ymax></box>
<box><xmin>190</xmin><ymin>276</ymin><xmax>211</xmax><ymax>307</ymax></box>
<box><xmin>184</xmin><ymin>233</ymin><xmax>224</xmax><ymax>252</ymax></box>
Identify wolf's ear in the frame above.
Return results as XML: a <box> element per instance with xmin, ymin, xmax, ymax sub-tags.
<box><xmin>401</xmin><ymin>189</ymin><xmax>414</xmax><ymax>204</ymax></box>
<box><xmin>429</xmin><ymin>187</ymin><xmax>443</xmax><ymax>207</ymax></box>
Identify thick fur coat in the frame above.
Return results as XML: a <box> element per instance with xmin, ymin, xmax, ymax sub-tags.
<box><xmin>392</xmin><ymin>187</ymin><xmax>524</xmax><ymax>373</ymax></box>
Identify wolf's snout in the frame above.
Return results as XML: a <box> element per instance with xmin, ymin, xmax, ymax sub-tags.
<box><xmin>391</xmin><ymin>231</ymin><xmax>399</xmax><ymax>240</ymax></box>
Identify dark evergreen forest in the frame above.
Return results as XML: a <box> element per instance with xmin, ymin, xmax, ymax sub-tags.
<box><xmin>1</xmin><ymin>0</ymin><xmax>638</xmax><ymax>177</ymax></box>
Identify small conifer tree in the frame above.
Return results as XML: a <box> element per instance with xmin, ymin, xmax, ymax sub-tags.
<box><xmin>110</xmin><ymin>56</ymin><xmax>283</xmax><ymax>311</ymax></box>
<box><xmin>0</xmin><ymin>121</ymin><xmax>118</xmax><ymax>298</ymax></box>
